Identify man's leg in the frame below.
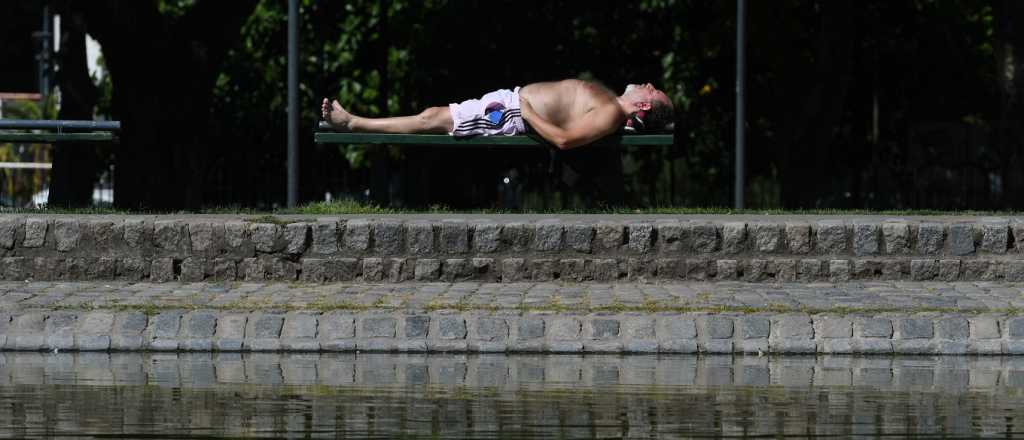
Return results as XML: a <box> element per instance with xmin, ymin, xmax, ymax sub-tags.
<box><xmin>322</xmin><ymin>99</ymin><xmax>453</xmax><ymax>134</ymax></box>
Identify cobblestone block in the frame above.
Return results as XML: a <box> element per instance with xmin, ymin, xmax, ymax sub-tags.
<box><xmin>529</xmin><ymin>259</ymin><xmax>557</xmax><ymax>282</ymax></box>
<box><xmin>405</xmin><ymin>316</ymin><xmax>430</xmax><ymax>338</ymax></box>
<box><xmin>318</xmin><ymin>312</ymin><xmax>355</xmax><ymax>341</ymax></box>
<box><xmin>855</xmin><ymin>339</ymin><xmax>892</xmax><ymax>354</ymax></box>
<box><xmin>882</xmin><ymin>221</ymin><xmax>910</xmax><ymax>254</ymax></box>
<box><xmin>250</xmin><ymin>314</ymin><xmax>284</xmax><ymax>339</ymax></box>
<box><xmin>970</xmin><ymin>340</ymin><xmax>1002</xmax><ymax>355</ymax></box>
<box><xmin>534</xmin><ymin>220</ymin><xmax>564</xmax><ymax>252</ymax></box>
<box><xmin>962</xmin><ymin>260</ymin><xmax>991</xmax><ymax>280</ymax></box>
<box><xmin>938</xmin><ymin>259</ymin><xmax>960</xmax><ymax>281</ymax></box>
<box><xmin>214</xmin><ymin>314</ymin><xmax>245</xmax><ymax>350</ymax></box>
<box><xmin>785</xmin><ymin>222</ymin><xmax>811</xmax><ymax>254</ymax></box>
<box><xmin>949</xmin><ymin>223</ymin><xmax>975</xmax><ymax>256</ymax></box>
<box><xmin>816</xmin><ymin>220</ymin><xmax>847</xmax><ymax>254</ymax></box>
<box><xmin>971</xmin><ymin>317</ymin><xmax>1000</xmax><ymax>339</ymax></box>
<box><xmin>821</xmin><ymin>339</ymin><xmax>854</xmax><ymax>354</ymax></box>
<box><xmin>281</xmin><ymin>313</ymin><xmax>317</xmax><ymax>339</ymax></box>
<box><xmin>206</xmin><ymin>258</ymin><xmax>236</xmax><ymax>281</ymax></box>
<box><xmin>76</xmin><ymin>312</ymin><xmax>114</xmax><ymax>343</ymax></box>
<box><xmin>150</xmin><ymin>258</ymin><xmax>175</xmax><ymax>282</ymax></box>
<box><xmin>343</xmin><ymin>219</ymin><xmax>372</xmax><ymax>253</ymax></box>
<box><xmin>361</xmin><ymin>258</ymin><xmax>384</xmax><ymax>282</ymax></box>
<box><xmin>740</xmin><ymin>316</ymin><xmax>769</xmax><ymax>339</ymax></box>
<box><xmin>0</xmin><ymin>218</ymin><xmax>18</xmax><ymax>249</ymax></box>
<box><xmin>283</xmin><ymin>223</ymin><xmax>310</xmax><ymax>255</ymax></box>
<box><xmin>660</xmin><ymin>339</ymin><xmax>699</xmax><ymax>353</ymax></box>
<box><xmin>593</xmin><ymin>221</ymin><xmax>623</xmax><ymax>251</ymax></box>
<box><xmin>312</xmin><ymin>220</ymin><xmax>340</xmax><ymax>255</ymax></box>
<box><xmin>881</xmin><ymin>260</ymin><xmax>908</xmax><ymax>280</ymax></box>
<box><xmin>898</xmin><ymin>318</ymin><xmax>933</xmax><ymax>339</ymax></box>
<box><xmin>437</xmin><ymin>316</ymin><xmax>466</xmax><ymax>339</ymax></box>
<box><xmin>179</xmin><ymin>258</ymin><xmax>205</xmax><ymax>282</ymax></box>
<box><xmin>684</xmin><ymin>258</ymin><xmax>710</xmax><ymax>280</ymax></box>
<box><xmin>53</xmin><ymin>219</ymin><xmax>81</xmax><ymax>252</ymax></box>
<box><xmin>223</xmin><ymin>222</ymin><xmax>255</xmax><ymax>258</ymax></box>
<box><xmin>774</xmin><ymin>259</ymin><xmax>796</xmax><ymax>281</ymax></box>
<box><xmin>981</xmin><ymin>218</ymin><xmax>1009</xmax><ymax>254</ymax></box>
<box><xmin>45</xmin><ymin>312</ymin><xmax>77</xmax><ymax>350</ymax></box>
<box><xmin>771</xmin><ymin>339</ymin><xmax>817</xmax><ymax>354</ymax></box>
<box><xmin>798</xmin><ymin>259</ymin><xmax>822</xmax><ymax>281</ymax></box>
<box><xmin>148</xmin><ymin>312</ymin><xmax>181</xmax><ymax>350</ymax></box>
<box><xmin>853</xmin><ymin>221</ymin><xmax>880</xmax><ymax>256</ymax></box>
<box><xmin>705</xmin><ymin>316</ymin><xmax>733</xmax><ymax>339</ymax></box>
<box><xmin>250</xmin><ymin>223</ymin><xmax>282</xmax><ymax>253</ymax></box>
<box><xmin>910</xmin><ymin>259</ymin><xmax>939</xmax><ymax>281</ymax></box>
<box><xmin>829</xmin><ymin>260</ymin><xmax>851</xmax><ymax>282</ymax></box>
<box><xmin>406</xmin><ymin>221</ymin><xmax>434</xmax><ymax>255</ymax></box>
<box><xmin>515</xmin><ymin>317</ymin><xmax>545</xmax><ymax>341</ymax></box>
<box><xmin>188</xmin><ymin>222</ymin><xmax>217</xmax><ymax>256</ymax></box>
<box><xmin>471</xmin><ymin>221</ymin><xmax>500</xmax><ymax>253</ymax></box>
<box><xmin>1007</xmin><ymin>317</ymin><xmax>1024</xmax><ymax>339</ymax></box>
<box><xmin>657</xmin><ymin>317</ymin><xmax>697</xmax><ymax>340</ymax></box>
<box><xmin>385</xmin><ymin>258</ymin><xmax>412</xmax><ymax>282</ymax></box>
<box><xmin>501</xmin><ymin>222</ymin><xmax>533</xmax><ymax>251</ymax></box>
<box><xmin>413</xmin><ymin>259</ymin><xmax>441</xmax><ymax>281</ymax></box>
<box><xmin>590</xmin><ymin>258</ymin><xmax>618</xmax><ymax>281</ymax></box>
<box><xmin>815</xmin><ymin>317</ymin><xmax>852</xmax><ymax>338</ymax></box>
<box><xmin>856</xmin><ymin>318</ymin><xmax>893</xmax><ymax>338</ymax></box>
<box><xmin>716</xmin><ymin>260</ymin><xmax>738</xmax><ymax>280</ymax></box>
<box><xmin>590</xmin><ymin>319</ymin><xmax>620</xmax><ymax>339</ymax></box>
<box><xmin>851</xmin><ymin>259</ymin><xmax>881</xmax><ymax>279</ymax></box>
<box><xmin>439</xmin><ymin>220</ymin><xmax>468</xmax><ymax>254</ymax></box>
<box><xmin>721</xmin><ymin>222</ymin><xmax>746</xmax><ymax>254</ymax></box>
<box><xmin>916</xmin><ymin>222</ymin><xmax>945</xmax><ymax>255</ymax></box>
<box><xmin>621</xmin><ymin>223</ymin><xmax>652</xmax><ymax>254</ymax></box>
<box><xmin>749</xmin><ymin>222</ymin><xmax>782</xmax><ymax>253</ymax></box>
<box><xmin>360</xmin><ymin>315</ymin><xmax>395</xmax><ymax>337</ymax></box>
<box><xmin>702</xmin><ymin>340</ymin><xmax>734</xmax><ymax>353</ymax></box>
<box><xmin>558</xmin><ymin>258</ymin><xmax>587</xmax><ymax>281</ymax></box>
<box><xmin>1006</xmin><ymin>260</ymin><xmax>1024</xmax><ymax>281</ymax></box>
<box><xmin>476</xmin><ymin>317</ymin><xmax>508</xmax><ymax>341</ymax></box>
<box><xmin>773</xmin><ymin>315</ymin><xmax>813</xmax><ymax>339</ymax></box>
<box><xmin>23</xmin><ymin>218</ymin><xmax>48</xmax><ymax>248</ymax></box>
<box><xmin>153</xmin><ymin>220</ymin><xmax>189</xmax><ymax>256</ymax></box>
<box><xmin>263</xmin><ymin>257</ymin><xmax>299</xmax><ymax>281</ymax></box>
<box><xmin>549</xmin><ymin>318</ymin><xmax>581</xmax><ymax>340</ymax></box>
<box><xmin>739</xmin><ymin>339</ymin><xmax>769</xmax><ymax>353</ymax></box>
<box><xmin>691</xmin><ymin>222</ymin><xmax>718</xmax><ymax>253</ymax></box>
<box><xmin>655</xmin><ymin>221</ymin><xmax>683</xmax><ymax>252</ymax></box>
<box><xmin>1014</xmin><ymin>219</ymin><xmax>1024</xmax><ymax>253</ymax></box>
<box><xmin>443</xmin><ymin>258</ymin><xmax>473</xmax><ymax>281</ymax></box>
<box><xmin>656</xmin><ymin>258</ymin><xmax>682</xmax><ymax>279</ymax></box>
<box><xmin>111</xmin><ymin>313</ymin><xmax>147</xmax><ymax>350</ymax></box>
<box><xmin>623</xmin><ymin>318</ymin><xmax>655</xmax><ymax>339</ymax></box>
<box><xmin>936</xmin><ymin>317</ymin><xmax>969</xmax><ymax>340</ymax></box>
<box><xmin>122</xmin><ymin>218</ymin><xmax>149</xmax><ymax>247</ymax></box>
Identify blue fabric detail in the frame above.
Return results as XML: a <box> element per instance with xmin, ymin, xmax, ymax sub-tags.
<box><xmin>486</xmin><ymin>110</ymin><xmax>504</xmax><ymax>124</ymax></box>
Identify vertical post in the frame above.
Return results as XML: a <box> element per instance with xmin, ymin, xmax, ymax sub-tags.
<box><xmin>37</xmin><ymin>5</ymin><xmax>53</xmax><ymax>98</ymax></box>
<box><xmin>734</xmin><ymin>0</ymin><xmax>746</xmax><ymax>210</ymax></box>
<box><xmin>287</xmin><ymin>0</ymin><xmax>300</xmax><ymax>208</ymax></box>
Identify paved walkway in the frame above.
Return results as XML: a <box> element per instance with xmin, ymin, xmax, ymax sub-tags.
<box><xmin>2</xmin><ymin>281</ymin><xmax>1023</xmax><ymax>314</ymax></box>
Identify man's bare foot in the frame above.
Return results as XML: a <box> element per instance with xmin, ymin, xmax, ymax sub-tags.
<box><xmin>321</xmin><ymin>98</ymin><xmax>354</xmax><ymax>131</ymax></box>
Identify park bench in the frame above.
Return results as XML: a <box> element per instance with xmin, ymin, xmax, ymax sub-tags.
<box><xmin>0</xmin><ymin>120</ymin><xmax>121</xmax><ymax>143</ymax></box>
<box><xmin>314</xmin><ymin>121</ymin><xmax>673</xmax><ymax>147</ymax></box>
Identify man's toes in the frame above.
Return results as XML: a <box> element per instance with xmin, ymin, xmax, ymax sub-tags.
<box><xmin>332</xmin><ymin>100</ymin><xmax>343</xmax><ymax>112</ymax></box>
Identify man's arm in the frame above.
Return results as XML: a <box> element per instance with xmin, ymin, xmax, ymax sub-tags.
<box><xmin>520</xmin><ymin>100</ymin><xmax>623</xmax><ymax>150</ymax></box>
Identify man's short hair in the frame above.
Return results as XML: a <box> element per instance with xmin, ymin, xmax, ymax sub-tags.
<box><xmin>645</xmin><ymin>99</ymin><xmax>675</xmax><ymax>132</ymax></box>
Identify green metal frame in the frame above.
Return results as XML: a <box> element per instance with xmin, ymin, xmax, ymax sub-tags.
<box><xmin>0</xmin><ymin>132</ymin><xmax>117</xmax><ymax>143</ymax></box>
<box><xmin>314</xmin><ymin>132</ymin><xmax>673</xmax><ymax>147</ymax></box>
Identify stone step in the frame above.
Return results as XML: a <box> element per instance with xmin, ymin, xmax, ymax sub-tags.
<box><xmin>0</xmin><ymin>215</ymin><xmax>1021</xmax><ymax>282</ymax></box>
<box><xmin>0</xmin><ymin>280</ymin><xmax>1022</xmax><ymax>354</ymax></box>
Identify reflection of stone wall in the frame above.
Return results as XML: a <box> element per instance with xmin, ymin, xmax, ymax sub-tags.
<box><xmin>0</xmin><ymin>215</ymin><xmax>1023</xmax><ymax>282</ymax></box>
<box><xmin>2</xmin><ymin>353</ymin><xmax>1024</xmax><ymax>437</ymax></box>
<box><xmin>3</xmin><ymin>309</ymin><xmax>1023</xmax><ymax>354</ymax></box>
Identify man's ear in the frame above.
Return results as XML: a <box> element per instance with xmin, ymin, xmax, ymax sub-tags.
<box><xmin>637</xmin><ymin>101</ymin><xmax>653</xmax><ymax>111</ymax></box>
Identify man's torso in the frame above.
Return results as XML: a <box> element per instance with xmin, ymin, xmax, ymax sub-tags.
<box><xmin>519</xmin><ymin>79</ymin><xmax>622</xmax><ymax>130</ymax></box>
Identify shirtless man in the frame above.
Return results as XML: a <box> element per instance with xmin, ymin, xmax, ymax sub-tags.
<box><xmin>320</xmin><ymin>79</ymin><xmax>673</xmax><ymax>150</ymax></box>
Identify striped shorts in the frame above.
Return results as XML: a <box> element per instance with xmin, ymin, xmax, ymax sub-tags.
<box><xmin>448</xmin><ymin>87</ymin><xmax>525</xmax><ymax>137</ymax></box>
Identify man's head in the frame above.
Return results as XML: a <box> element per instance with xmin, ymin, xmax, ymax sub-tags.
<box><xmin>621</xmin><ymin>83</ymin><xmax>674</xmax><ymax>131</ymax></box>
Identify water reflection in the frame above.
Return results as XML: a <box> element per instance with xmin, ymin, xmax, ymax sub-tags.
<box><xmin>1</xmin><ymin>353</ymin><xmax>1024</xmax><ymax>438</ymax></box>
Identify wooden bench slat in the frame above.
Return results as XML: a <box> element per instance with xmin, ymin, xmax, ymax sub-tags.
<box><xmin>314</xmin><ymin>132</ymin><xmax>673</xmax><ymax>147</ymax></box>
<box><xmin>0</xmin><ymin>133</ymin><xmax>117</xmax><ymax>143</ymax></box>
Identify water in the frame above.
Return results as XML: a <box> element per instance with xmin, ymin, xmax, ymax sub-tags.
<box><xmin>1</xmin><ymin>353</ymin><xmax>1024</xmax><ymax>438</ymax></box>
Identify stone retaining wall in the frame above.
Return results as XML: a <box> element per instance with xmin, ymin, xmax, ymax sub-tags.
<box><xmin>4</xmin><ymin>309</ymin><xmax>1024</xmax><ymax>355</ymax></box>
<box><xmin>0</xmin><ymin>216</ymin><xmax>1022</xmax><ymax>282</ymax></box>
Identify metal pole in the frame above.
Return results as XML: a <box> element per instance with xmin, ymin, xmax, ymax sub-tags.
<box><xmin>287</xmin><ymin>0</ymin><xmax>299</xmax><ymax>208</ymax></box>
<box><xmin>734</xmin><ymin>0</ymin><xmax>746</xmax><ymax>210</ymax></box>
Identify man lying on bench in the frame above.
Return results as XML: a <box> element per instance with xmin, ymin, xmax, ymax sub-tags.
<box><xmin>320</xmin><ymin>80</ymin><xmax>674</xmax><ymax>150</ymax></box>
